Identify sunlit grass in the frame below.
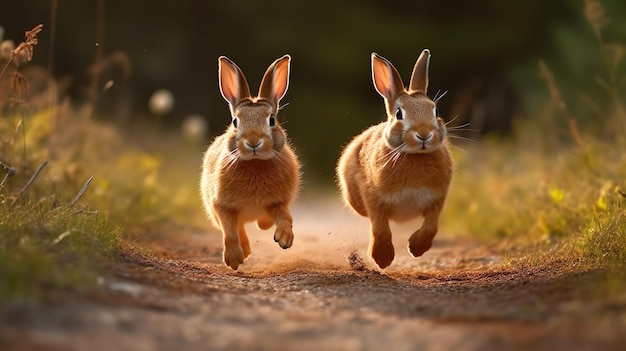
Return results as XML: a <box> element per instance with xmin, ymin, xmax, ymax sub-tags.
<box><xmin>443</xmin><ymin>0</ymin><xmax>626</xmax><ymax>270</ymax></box>
<box><xmin>0</xmin><ymin>191</ymin><xmax>120</xmax><ymax>300</ymax></box>
<box><xmin>0</xmin><ymin>105</ymin><xmax>203</xmax><ymax>300</ymax></box>
<box><xmin>443</xmin><ymin>127</ymin><xmax>626</xmax><ymax>270</ymax></box>
<box><xmin>575</xmin><ymin>192</ymin><xmax>626</xmax><ymax>265</ymax></box>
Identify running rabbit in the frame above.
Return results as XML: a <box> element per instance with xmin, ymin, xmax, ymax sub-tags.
<box><xmin>200</xmin><ymin>55</ymin><xmax>300</xmax><ymax>270</ymax></box>
<box><xmin>337</xmin><ymin>49</ymin><xmax>453</xmax><ymax>269</ymax></box>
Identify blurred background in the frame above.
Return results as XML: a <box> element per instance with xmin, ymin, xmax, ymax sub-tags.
<box><xmin>1</xmin><ymin>0</ymin><xmax>625</xmax><ymax>186</ymax></box>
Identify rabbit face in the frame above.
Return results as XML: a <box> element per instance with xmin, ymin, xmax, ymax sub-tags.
<box><xmin>228</xmin><ymin>101</ymin><xmax>286</xmax><ymax>161</ymax></box>
<box><xmin>217</xmin><ymin>55</ymin><xmax>291</xmax><ymax>163</ymax></box>
<box><xmin>384</xmin><ymin>93</ymin><xmax>446</xmax><ymax>153</ymax></box>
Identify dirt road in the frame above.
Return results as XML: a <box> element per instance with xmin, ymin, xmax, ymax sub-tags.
<box><xmin>2</xmin><ymin>199</ymin><xmax>625</xmax><ymax>350</ymax></box>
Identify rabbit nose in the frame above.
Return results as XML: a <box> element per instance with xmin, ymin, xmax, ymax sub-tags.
<box><xmin>414</xmin><ymin>132</ymin><xmax>433</xmax><ymax>142</ymax></box>
<box><xmin>245</xmin><ymin>140</ymin><xmax>263</xmax><ymax>149</ymax></box>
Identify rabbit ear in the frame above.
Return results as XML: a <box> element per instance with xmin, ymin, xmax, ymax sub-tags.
<box><xmin>409</xmin><ymin>49</ymin><xmax>430</xmax><ymax>94</ymax></box>
<box><xmin>259</xmin><ymin>55</ymin><xmax>291</xmax><ymax>107</ymax></box>
<box><xmin>218</xmin><ymin>56</ymin><xmax>252</xmax><ymax>106</ymax></box>
<box><xmin>371</xmin><ymin>53</ymin><xmax>406</xmax><ymax>101</ymax></box>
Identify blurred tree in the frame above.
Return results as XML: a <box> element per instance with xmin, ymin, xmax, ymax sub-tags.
<box><xmin>1</xmin><ymin>0</ymin><xmax>623</xmax><ymax>184</ymax></box>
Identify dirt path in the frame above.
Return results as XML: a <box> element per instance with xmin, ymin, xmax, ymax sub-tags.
<box><xmin>2</xmin><ymin>199</ymin><xmax>625</xmax><ymax>351</ymax></box>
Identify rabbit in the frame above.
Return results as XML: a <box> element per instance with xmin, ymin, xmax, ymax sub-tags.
<box><xmin>337</xmin><ymin>49</ymin><xmax>453</xmax><ymax>269</ymax></box>
<box><xmin>200</xmin><ymin>55</ymin><xmax>301</xmax><ymax>270</ymax></box>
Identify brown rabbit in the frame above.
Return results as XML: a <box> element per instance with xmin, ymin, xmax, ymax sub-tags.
<box><xmin>200</xmin><ymin>55</ymin><xmax>301</xmax><ymax>270</ymax></box>
<box><xmin>337</xmin><ymin>49</ymin><xmax>453</xmax><ymax>269</ymax></box>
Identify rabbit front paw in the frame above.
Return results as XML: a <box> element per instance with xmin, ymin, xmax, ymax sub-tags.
<box><xmin>408</xmin><ymin>230</ymin><xmax>435</xmax><ymax>258</ymax></box>
<box><xmin>224</xmin><ymin>244</ymin><xmax>245</xmax><ymax>270</ymax></box>
<box><xmin>371</xmin><ymin>238</ymin><xmax>395</xmax><ymax>269</ymax></box>
<box><xmin>273</xmin><ymin>228</ymin><xmax>294</xmax><ymax>249</ymax></box>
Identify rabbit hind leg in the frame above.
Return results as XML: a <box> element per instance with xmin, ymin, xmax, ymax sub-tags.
<box><xmin>238</xmin><ymin>220</ymin><xmax>252</xmax><ymax>259</ymax></box>
<box><xmin>256</xmin><ymin>215</ymin><xmax>274</xmax><ymax>230</ymax></box>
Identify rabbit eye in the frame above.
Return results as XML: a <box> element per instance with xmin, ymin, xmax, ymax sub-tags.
<box><xmin>232</xmin><ymin>117</ymin><xmax>239</xmax><ymax>128</ymax></box>
<box><xmin>433</xmin><ymin>107</ymin><xmax>439</xmax><ymax>117</ymax></box>
<box><xmin>268</xmin><ymin>114</ymin><xmax>276</xmax><ymax>127</ymax></box>
<box><xmin>395</xmin><ymin>108</ymin><xmax>403</xmax><ymax>120</ymax></box>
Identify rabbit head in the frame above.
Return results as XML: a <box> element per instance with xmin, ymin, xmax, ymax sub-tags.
<box><xmin>371</xmin><ymin>49</ymin><xmax>446</xmax><ymax>154</ymax></box>
<box><xmin>218</xmin><ymin>55</ymin><xmax>291</xmax><ymax>161</ymax></box>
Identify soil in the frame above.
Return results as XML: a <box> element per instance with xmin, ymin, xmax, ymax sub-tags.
<box><xmin>2</xmin><ymin>199</ymin><xmax>626</xmax><ymax>351</ymax></box>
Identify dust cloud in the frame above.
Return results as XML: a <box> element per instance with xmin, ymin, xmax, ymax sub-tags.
<box><xmin>235</xmin><ymin>197</ymin><xmax>432</xmax><ymax>275</ymax></box>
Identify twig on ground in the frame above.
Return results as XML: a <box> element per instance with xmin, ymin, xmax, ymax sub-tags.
<box><xmin>52</xmin><ymin>230</ymin><xmax>71</xmax><ymax>245</ymax></box>
<box><xmin>14</xmin><ymin>160</ymin><xmax>48</xmax><ymax>198</ymax></box>
<box><xmin>70</xmin><ymin>175</ymin><xmax>94</xmax><ymax>207</ymax></box>
<box><xmin>71</xmin><ymin>203</ymin><xmax>99</xmax><ymax>215</ymax></box>
<box><xmin>0</xmin><ymin>161</ymin><xmax>16</xmax><ymax>190</ymax></box>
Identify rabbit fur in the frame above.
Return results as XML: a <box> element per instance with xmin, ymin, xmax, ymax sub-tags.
<box><xmin>200</xmin><ymin>55</ymin><xmax>301</xmax><ymax>270</ymax></box>
<box><xmin>337</xmin><ymin>49</ymin><xmax>453</xmax><ymax>269</ymax></box>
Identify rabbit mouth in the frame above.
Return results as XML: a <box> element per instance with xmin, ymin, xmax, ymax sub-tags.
<box><xmin>239</xmin><ymin>149</ymin><xmax>274</xmax><ymax>161</ymax></box>
<box><xmin>404</xmin><ymin>144</ymin><xmax>437</xmax><ymax>153</ymax></box>
<box><xmin>233</xmin><ymin>138</ymin><xmax>274</xmax><ymax>160</ymax></box>
<box><xmin>385</xmin><ymin>139</ymin><xmax>438</xmax><ymax>154</ymax></box>
<box><xmin>238</xmin><ymin>149</ymin><xmax>274</xmax><ymax>160</ymax></box>
<box><xmin>402</xmin><ymin>133</ymin><xmax>441</xmax><ymax>153</ymax></box>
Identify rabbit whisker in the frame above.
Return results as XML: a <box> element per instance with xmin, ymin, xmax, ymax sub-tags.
<box><xmin>444</xmin><ymin>115</ymin><xmax>461</xmax><ymax>126</ymax></box>
<box><xmin>223</xmin><ymin>149</ymin><xmax>240</xmax><ymax>169</ymax></box>
<box><xmin>444</xmin><ymin>118</ymin><xmax>480</xmax><ymax>132</ymax></box>
<box><xmin>445</xmin><ymin>118</ymin><xmax>480</xmax><ymax>133</ymax></box>
<box><xmin>391</xmin><ymin>148</ymin><xmax>405</xmax><ymax>167</ymax></box>
<box><xmin>433</xmin><ymin>90</ymin><xmax>448</xmax><ymax>103</ymax></box>
<box><xmin>446</xmin><ymin>122</ymin><xmax>471</xmax><ymax>129</ymax></box>
<box><xmin>447</xmin><ymin>126</ymin><xmax>480</xmax><ymax>133</ymax></box>
<box><xmin>380</xmin><ymin>143</ymin><xmax>405</xmax><ymax>169</ymax></box>
<box><xmin>379</xmin><ymin>143</ymin><xmax>401</xmax><ymax>158</ymax></box>
<box><xmin>447</xmin><ymin>134</ymin><xmax>477</xmax><ymax>144</ymax></box>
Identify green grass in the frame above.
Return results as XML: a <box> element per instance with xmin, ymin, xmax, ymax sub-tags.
<box><xmin>443</xmin><ymin>126</ymin><xmax>626</xmax><ymax>269</ymax></box>
<box><xmin>0</xmin><ymin>109</ymin><xmax>118</xmax><ymax>300</ymax></box>
<box><xmin>0</xmin><ymin>90</ymin><xmax>221</xmax><ymax>299</ymax></box>
<box><xmin>443</xmin><ymin>0</ymin><xmax>626</xmax><ymax>270</ymax></box>
<box><xmin>0</xmin><ymin>191</ymin><xmax>120</xmax><ymax>300</ymax></box>
<box><xmin>0</xmin><ymin>106</ymin><xmax>201</xmax><ymax>301</ymax></box>
<box><xmin>575</xmin><ymin>190</ymin><xmax>626</xmax><ymax>265</ymax></box>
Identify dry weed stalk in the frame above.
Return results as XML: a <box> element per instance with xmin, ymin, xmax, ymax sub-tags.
<box><xmin>585</xmin><ymin>0</ymin><xmax>609</xmax><ymax>41</ymax></box>
<box><xmin>0</xmin><ymin>24</ymin><xmax>43</xmax><ymax>80</ymax></box>
<box><xmin>69</xmin><ymin>175</ymin><xmax>98</xmax><ymax>214</ymax></box>
<box><xmin>583</xmin><ymin>0</ymin><xmax>626</xmax><ymax>136</ymax></box>
<box><xmin>69</xmin><ymin>175</ymin><xmax>94</xmax><ymax>208</ymax></box>
<box><xmin>10</xmin><ymin>72</ymin><xmax>28</xmax><ymax>102</ymax></box>
<box><xmin>0</xmin><ymin>25</ymin><xmax>44</xmax><ymax>177</ymax></box>
<box><xmin>13</xmin><ymin>160</ymin><xmax>48</xmax><ymax>199</ymax></box>
<box><xmin>538</xmin><ymin>60</ymin><xmax>583</xmax><ymax>146</ymax></box>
